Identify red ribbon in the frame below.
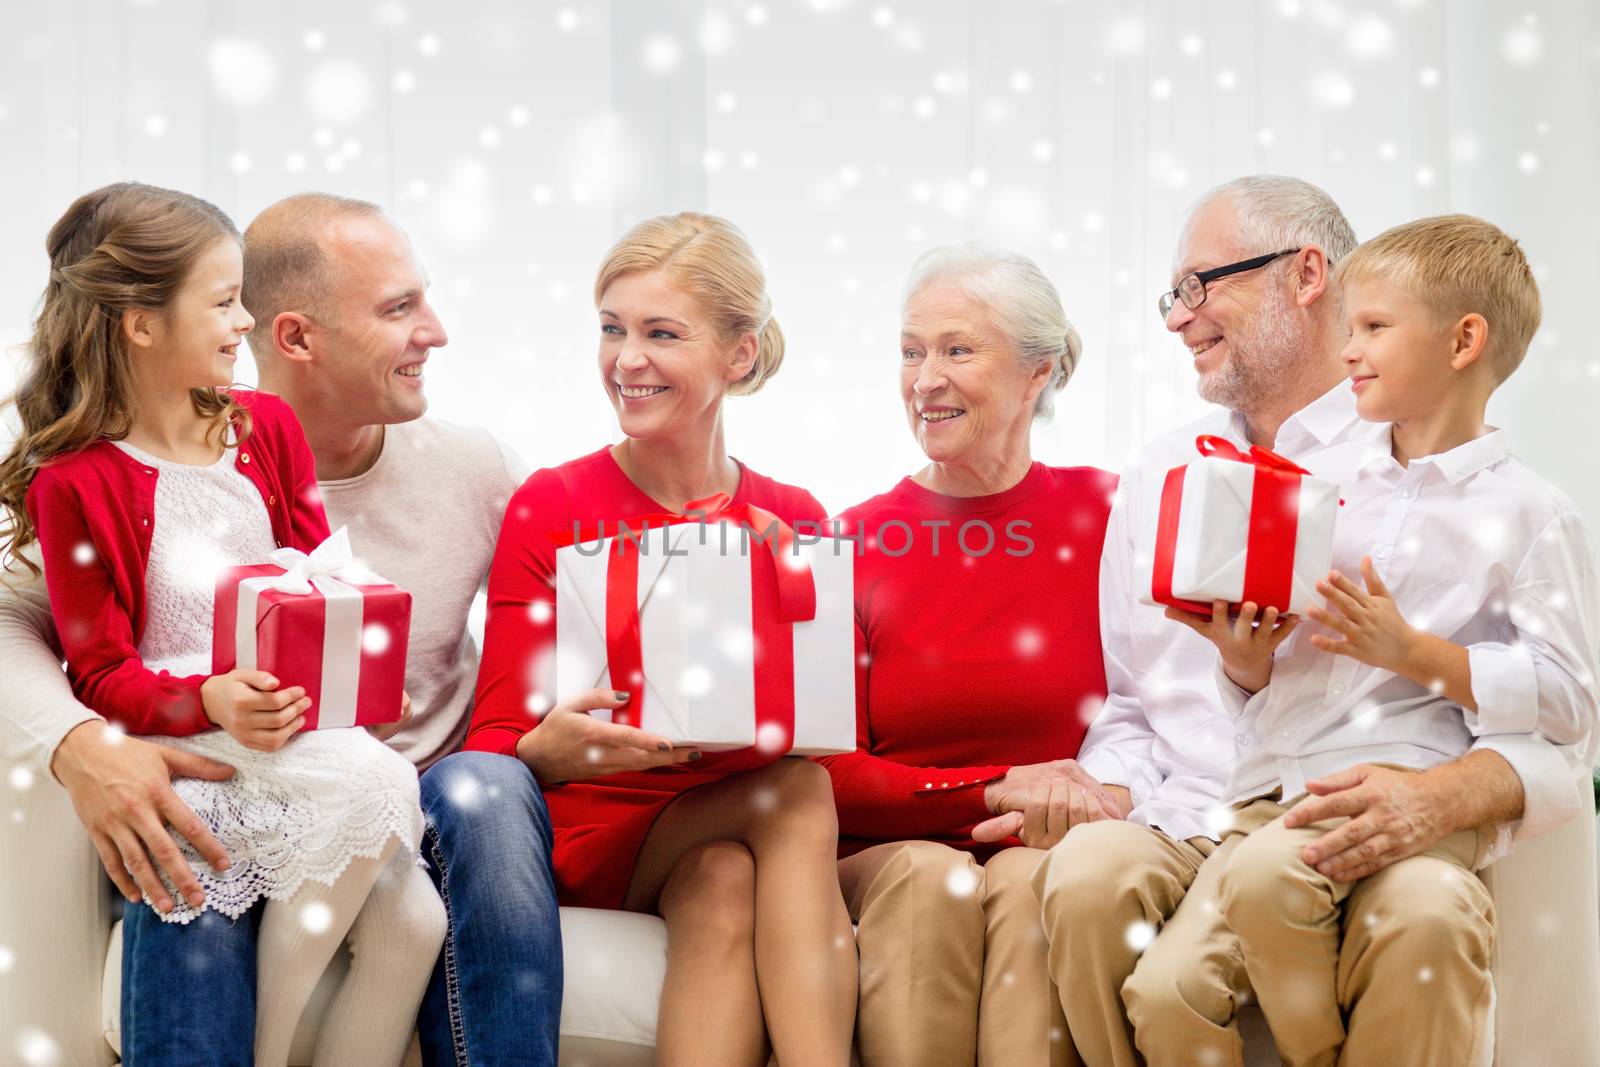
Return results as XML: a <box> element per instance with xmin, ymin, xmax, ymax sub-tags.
<box><xmin>572</xmin><ymin>494</ymin><xmax>815</xmax><ymax>763</ymax></box>
<box><xmin>1151</xmin><ymin>436</ymin><xmax>1305</xmax><ymax>614</ymax></box>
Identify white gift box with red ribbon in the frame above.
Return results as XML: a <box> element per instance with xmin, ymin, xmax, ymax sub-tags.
<box><xmin>1139</xmin><ymin>436</ymin><xmax>1340</xmax><ymax>616</ymax></box>
<box><xmin>551</xmin><ymin>497</ymin><xmax>855</xmax><ymax>757</ymax></box>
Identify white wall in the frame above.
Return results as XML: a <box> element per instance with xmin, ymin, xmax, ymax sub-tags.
<box><xmin>2</xmin><ymin>0</ymin><xmax>1596</xmax><ymax>533</ymax></box>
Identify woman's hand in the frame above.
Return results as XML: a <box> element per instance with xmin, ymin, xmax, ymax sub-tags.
<box><xmin>367</xmin><ymin>689</ymin><xmax>413</xmax><ymax>742</ymax></box>
<box><xmin>1164</xmin><ymin>599</ymin><xmax>1298</xmax><ymax>694</ymax></box>
<box><xmin>200</xmin><ymin>669</ymin><xmax>309</xmax><ymax>752</ymax></box>
<box><xmin>973</xmin><ymin>759</ymin><xmax>1128</xmax><ymax>847</ymax></box>
<box><xmin>514</xmin><ymin>688</ymin><xmax>702</xmax><ymax>785</ymax></box>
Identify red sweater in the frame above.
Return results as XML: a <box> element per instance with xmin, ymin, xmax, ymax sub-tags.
<box><xmin>819</xmin><ymin>462</ymin><xmax>1117</xmax><ymax>856</ymax></box>
<box><xmin>23</xmin><ymin>390</ymin><xmax>329</xmax><ymax>736</ymax></box>
<box><xmin>466</xmin><ymin>445</ymin><xmax>827</xmax><ymax>908</ymax></box>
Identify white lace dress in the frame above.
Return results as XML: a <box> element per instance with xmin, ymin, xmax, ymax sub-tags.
<box><xmin>114</xmin><ymin>441</ymin><xmax>423</xmax><ymax>925</ymax></box>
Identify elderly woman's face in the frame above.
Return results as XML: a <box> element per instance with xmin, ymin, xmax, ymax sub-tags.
<box><xmin>597</xmin><ymin>269</ymin><xmax>754</xmax><ymax>442</ymax></box>
<box><xmin>900</xmin><ymin>282</ymin><xmax>1046</xmax><ymax>465</ymax></box>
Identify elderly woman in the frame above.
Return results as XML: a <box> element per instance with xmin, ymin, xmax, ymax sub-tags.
<box><xmin>820</xmin><ymin>244</ymin><xmax>1122</xmax><ymax>1067</ymax></box>
<box><xmin>466</xmin><ymin>212</ymin><xmax>856</xmax><ymax>1066</ymax></box>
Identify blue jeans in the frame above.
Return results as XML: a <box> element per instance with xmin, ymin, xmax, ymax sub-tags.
<box><xmin>122</xmin><ymin>899</ymin><xmax>260</xmax><ymax>1066</ymax></box>
<box><xmin>418</xmin><ymin>750</ymin><xmax>563</xmax><ymax>1067</ymax></box>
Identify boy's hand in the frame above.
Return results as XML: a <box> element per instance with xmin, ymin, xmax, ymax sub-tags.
<box><xmin>201</xmin><ymin>669</ymin><xmax>309</xmax><ymax>752</ymax></box>
<box><xmin>1307</xmin><ymin>557</ymin><xmax>1418</xmax><ymax>674</ymax></box>
<box><xmin>1164</xmin><ymin>599</ymin><xmax>1298</xmax><ymax>694</ymax></box>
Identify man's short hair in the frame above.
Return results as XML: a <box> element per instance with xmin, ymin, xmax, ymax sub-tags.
<box><xmin>1338</xmin><ymin>214</ymin><xmax>1541</xmax><ymax>385</ymax></box>
<box><xmin>1189</xmin><ymin>175</ymin><xmax>1359</xmax><ymax>265</ymax></box>
<box><xmin>241</xmin><ymin>192</ymin><xmax>384</xmax><ymax>361</ymax></box>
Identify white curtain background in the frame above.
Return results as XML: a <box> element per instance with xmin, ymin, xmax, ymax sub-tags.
<box><xmin>2</xmin><ymin>0</ymin><xmax>1597</xmax><ymax>534</ymax></box>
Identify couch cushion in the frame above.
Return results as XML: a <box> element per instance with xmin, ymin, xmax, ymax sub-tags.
<box><xmin>104</xmin><ymin>904</ymin><xmax>1290</xmax><ymax>1066</ymax></box>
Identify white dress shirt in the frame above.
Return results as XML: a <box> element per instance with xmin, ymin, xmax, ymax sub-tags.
<box><xmin>1220</xmin><ymin>425</ymin><xmax>1600</xmax><ymax>861</ymax></box>
<box><xmin>1081</xmin><ymin>380</ymin><xmax>1592</xmax><ymax>860</ymax></box>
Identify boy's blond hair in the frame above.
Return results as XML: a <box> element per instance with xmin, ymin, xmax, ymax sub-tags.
<box><xmin>1337</xmin><ymin>213</ymin><xmax>1541</xmax><ymax>385</ymax></box>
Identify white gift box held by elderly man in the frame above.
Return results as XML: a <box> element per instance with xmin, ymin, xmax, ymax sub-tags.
<box><xmin>0</xmin><ymin>193</ymin><xmax>579</xmax><ymax>1066</ymax></box>
<box><xmin>1029</xmin><ymin>175</ymin><xmax>1600</xmax><ymax>1067</ymax></box>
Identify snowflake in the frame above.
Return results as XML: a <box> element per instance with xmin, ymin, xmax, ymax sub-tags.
<box><xmin>306</xmin><ymin>60</ymin><xmax>373</xmax><ymax>124</ymax></box>
<box><xmin>1310</xmin><ymin>70</ymin><xmax>1355</xmax><ymax>110</ymax></box>
<box><xmin>8</xmin><ymin>765</ymin><xmax>33</xmax><ymax>791</ymax></box>
<box><xmin>1124</xmin><ymin>920</ymin><xmax>1156</xmax><ymax>952</ymax></box>
<box><xmin>1344</xmin><ymin>14</ymin><xmax>1395</xmax><ymax>61</ymax></box>
<box><xmin>1503</xmin><ymin>24</ymin><xmax>1543</xmax><ymax>67</ymax></box>
<box><xmin>0</xmin><ymin>945</ymin><xmax>12</xmax><ymax>972</ymax></box>
<box><xmin>301</xmin><ymin>901</ymin><xmax>333</xmax><ymax>935</ymax></box>
<box><xmin>15</xmin><ymin>1028</ymin><xmax>62</xmax><ymax>1067</ymax></box>
<box><xmin>361</xmin><ymin>623</ymin><xmax>392</xmax><ymax>655</ymax></box>
<box><xmin>447</xmin><ymin>771</ymin><xmax>485</xmax><ymax>810</ymax></box>
<box><xmin>945</xmin><ymin>864</ymin><xmax>979</xmax><ymax>898</ymax></box>
<box><xmin>207</xmin><ymin>37</ymin><xmax>278</xmax><ymax>107</ymax></box>
<box><xmin>755</xmin><ymin>722</ymin><xmax>789</xmax><ymax>754</ymax></box>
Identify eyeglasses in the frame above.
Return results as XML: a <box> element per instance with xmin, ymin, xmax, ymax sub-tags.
<box><xmin>1157</xmin><ymin>248</ymin><xmax>1302</xmax><ymax>318</ymax></box>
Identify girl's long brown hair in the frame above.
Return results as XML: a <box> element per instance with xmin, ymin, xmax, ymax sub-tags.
<box><xmin>0</xmin><ymin>181</ymin><xmax>249</xmax><ymax>575</ymax></box>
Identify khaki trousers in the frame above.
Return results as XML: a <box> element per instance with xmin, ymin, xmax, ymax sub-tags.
<box><xmin>1032</xmin><ymin>819</ymin><xmax>1234</xmax><ymax>1067</ymax></box>
<box><xmin>1209</xmin><ymin>797</ymin><xmax>1495</xmax><ymax>1067</ymax></box>
<box><xmin>1034</xmin><ymin>808</ymin><xmax>1495</xmax><ymax>1067</ymax></box>
<box><xmin>839</xmin><ymin>840</ymin><xmax>1072</xmax><ymax>1067</ymax></box>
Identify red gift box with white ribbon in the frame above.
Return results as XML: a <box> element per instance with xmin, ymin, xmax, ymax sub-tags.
<box><xmin>1141</xmin><ymin>435</ymin><xmax>1340</xmax><ymax>616</ymax></box>
<box><xmin>211</xmin><ymin>527</ymin><xmax>411</xmax><ymax>730</ymax></box>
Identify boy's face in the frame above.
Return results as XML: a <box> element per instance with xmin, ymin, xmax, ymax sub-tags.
<box><xmin>1339</xmin><ymin>276</ymin><xmax>1457</xmax><ymax>423</ymax></box>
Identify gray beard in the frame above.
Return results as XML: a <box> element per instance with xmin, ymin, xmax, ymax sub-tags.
<box><xmin>1195</xmin><ymin>289</ymin><xmax>1305</xmax><ymax>413</ymax></box>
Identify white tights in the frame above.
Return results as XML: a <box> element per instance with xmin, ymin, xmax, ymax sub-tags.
<box><xmin>254</xmin><ymin>838</ymin><xmax>447</xmax><ymax>1067</ymax></box>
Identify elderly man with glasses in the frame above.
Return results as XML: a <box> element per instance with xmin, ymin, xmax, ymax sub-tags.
<box><xmin>1027</xmin><ymin>175</ymin><xmax>1580</xmax><ymax>1066</ymax></box>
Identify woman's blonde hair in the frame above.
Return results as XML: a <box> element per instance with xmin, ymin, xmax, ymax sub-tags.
<box><xmin>593</xmin><ymin>212</ymin><xmax>783</xmax><ymax>396</ymax></box>
<box><xmin>0</xmin><ymin>182</ymin><xmax>246</xmax><ymax>574</ymax></box>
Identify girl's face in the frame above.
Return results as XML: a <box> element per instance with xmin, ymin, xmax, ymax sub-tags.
<box><xmin>142</xmin><ymin>237</ymin><xmax>255</xmax><ymax>390</ymax></box>
<box><xmin>596</xmin><ymin>268</ymin><xmax>756</xmax><ymax>442</ymax></box>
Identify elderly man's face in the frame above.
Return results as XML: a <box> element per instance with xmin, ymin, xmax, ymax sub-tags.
<box><xmin>314</xmin><ymin>214</ymin><xmax>447</xmax><ymax>424</ymax></box>
<box><xmin>1165</xmin><ymin>197</ymin><xmax>1299</xmax><ymax>411</ymax></box>
<box><xmin>899</xmin><ymin>281</ymin><xmax>1047</xmax><ymax>467</ymax></box>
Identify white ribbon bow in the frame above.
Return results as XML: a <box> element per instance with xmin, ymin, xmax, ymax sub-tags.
<box><xmin>257</xmin><ymin>526</ymin><xmax>386</xmax><ymax>595</ymax></box>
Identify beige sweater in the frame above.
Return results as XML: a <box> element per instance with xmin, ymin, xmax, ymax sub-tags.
<box><xmin>0</xmin><ymin>415</ymin><xmax>525</xmax><ymax>775</ymax></box>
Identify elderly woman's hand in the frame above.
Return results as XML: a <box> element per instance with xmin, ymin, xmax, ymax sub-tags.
<box><xmin>972</xmin><ymin>760</ymin><xmax>1130</xmax><ymax>848</ymax></box>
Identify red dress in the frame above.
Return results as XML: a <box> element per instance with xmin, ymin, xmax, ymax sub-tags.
<box><xmin>465</xmin><ymin>445</ymin><xmax>828</xmax><ymax>908</ymax></box>
<box><xmin>818</xmin><ymin>462</ymin><xmax>1118</xmax><ymax>859</ymax></box>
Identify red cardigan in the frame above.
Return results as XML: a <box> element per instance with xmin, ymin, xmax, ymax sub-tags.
<box><xmin>24</xmin><ymin>390</ymin><xmax>329</xmax><ymax>736</ymax></box>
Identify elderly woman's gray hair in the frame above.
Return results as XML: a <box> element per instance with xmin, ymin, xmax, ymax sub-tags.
<box><xmin>902</xmin><ymin>243</ymin><xmax>1082</xmax><ymax>420</ymax></box>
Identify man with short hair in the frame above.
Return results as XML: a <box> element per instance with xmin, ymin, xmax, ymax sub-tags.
<box><xmin>1026</xmin><ymin>175</ymin><xmax>1588</xmax><ymax>1066</ymax></box>
<box><xmin>2</xmin><ymin>192</ymin><xmax>563</xmax><ymax>1065</ymax></box>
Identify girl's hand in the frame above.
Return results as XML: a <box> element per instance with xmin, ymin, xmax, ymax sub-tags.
<box><xmin>1307</xmin><ymin>558</ymin><xmax>1418</xmax><ymax>673</ymax></box>
<box><xmin>367</xmin><ymin>690</ymin><xmax>413</xmax><ymax>742</ymax></box>
<box><xmin>1164</xmin><ymin>599</ymin><xmax>1298</xmax><ymax>694</ymax></box>
<box><xmin>200</xmin><ymin>669</ymin><xmax>309</xmax><ymax>752</ymax></box>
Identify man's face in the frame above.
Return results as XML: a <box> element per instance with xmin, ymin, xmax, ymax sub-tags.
<box><xmin>1165</xmin><ymin>197</ymin><xmax>1300</xmax><ymax>411</ymax></box>
<box><xmin>312</xmin><ymin>213</ymin><xmax>447</xmax><ymax>425</ymax></box>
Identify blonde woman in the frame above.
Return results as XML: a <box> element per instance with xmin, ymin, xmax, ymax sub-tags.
<box><xmin>464</xmin><ymin>213</ymin><xmax>857</xmax><ymax>1066</ymax></box>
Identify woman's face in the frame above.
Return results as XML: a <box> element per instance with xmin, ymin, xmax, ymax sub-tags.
<box><xmin>899</xmin><ymin>281</ymin><xmax>1048</xmax><ymax>466</ymax></box>
<box><xmin>597</xmin><ymin>269</ymin><xmax>755</xmax><ymax>441</ymax></box>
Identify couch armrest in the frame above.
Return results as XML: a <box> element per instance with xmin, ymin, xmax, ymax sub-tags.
<box><xmin>1</xmin><ymin>718</ymin><xmax>117</xmax><ymax>1065</ymax></box>
<box><xmin>1480</xmin><ymin>773</ymin><xmax>1600</xmax><ymax>1066</ymax></box>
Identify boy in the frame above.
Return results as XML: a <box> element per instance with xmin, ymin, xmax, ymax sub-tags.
<box><xmin>1164</xmin><ymin>214</ymin><xmax>1600</xmax><ymax>1066</ymax></box>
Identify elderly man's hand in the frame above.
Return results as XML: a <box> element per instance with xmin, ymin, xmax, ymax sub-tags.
<box><xmin>51</xmin><ymin>720</ymin><xmax>237</xmax><ymax>914</ymax></box>
<box><xmin>1283</xmin><ymin>763</ymin><xmax>1456</xmax><ymax>881</ymax></box>
<box><xmin>972</xmin><ymin>760</ymin><xmax>1131</xmax><ymax>848</ymax></box>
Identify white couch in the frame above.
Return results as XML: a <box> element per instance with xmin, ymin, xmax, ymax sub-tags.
<box><xmin>3</xmin><ymin>749</ymin><xmax>1597</xmax><ymax>1066</ymax></box>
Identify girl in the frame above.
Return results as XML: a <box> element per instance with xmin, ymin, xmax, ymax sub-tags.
<box><xmin>0</xmin><ymin>183</ymin><xmax>443</xmax><ymax>1067</ymax></box>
